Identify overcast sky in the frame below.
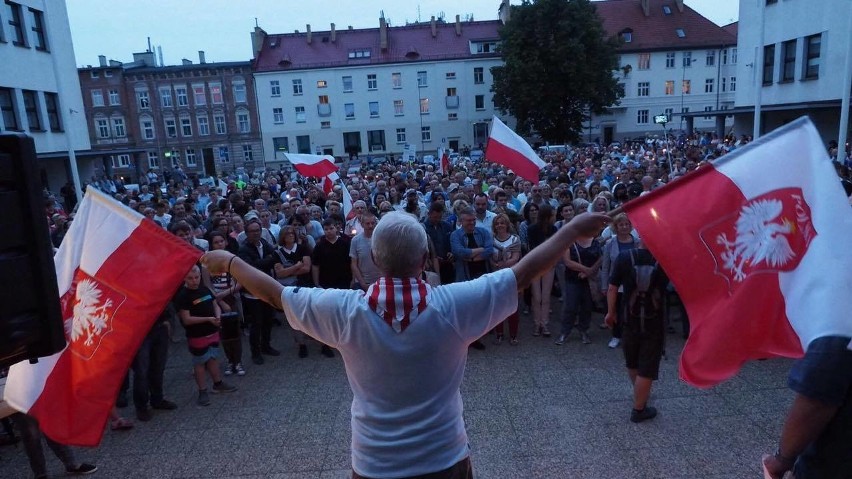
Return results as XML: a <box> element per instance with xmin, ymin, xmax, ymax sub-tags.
<box><xmin>66</xmin><ymin>0</ymin><xmax>739</xmax><ymax>67</ymax></box>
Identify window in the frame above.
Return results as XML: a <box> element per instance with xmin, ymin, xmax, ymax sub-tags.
<box><xmin>662</xmin><ymin>5</ymin><xmax>672</xmax><ymax>14</ymax></box>
<box><xmin>367</xmin><ymin>74</ymin><xmax>377</xmax><ymax>90</ymax></box>
<box><xmin>95</xmin><ymin>119</ymin><xmax>109</xmax><ymax>138</ymax></box>
<box><xmin>344</xmin><ymin>103</ymin><xmax>355</xmax><ymax>119</ymax></box>
<box><xmin>369</xmin><ymin>101</ymin><xmax>379</xmax><ymax>118</ymax></box>
<box><xmin>321</xmin><ymin>121</ymin><xmax>330</xmax><ymax>129</ymax></box>
<box><xmin>396</xmin><ymin>128</ymin><xmax>406</xmax><ymax>143</ymax></box>
<box><xmin>666</xmin><ymin>52</ymin><xmax>676</xmax><ymax>68</ymax></box>
<box><xmin>213</xmin><ymin>114</ymin><xmax>226</xmax><ymax>134</ymax></box>
<box><xmin>804</xmin><ymin>34</ymin><xmax>821</xmax><ymax>79</ymax></box>
<box><xmin>664</xmin><ymin>107</ymin><xmax>674</xmax><ymax>119</ymax></box>
<box><xmin>233</xmin><ymin>83</ymin><xmax>246</xmax><ymax>103</ymax></box>
<box><xmin>763</xmin><ymin>44</ymin><xmax>775</xmax><ymax>85</ymax></box>
<box><xmin>273</xmin><ymin>107</ymin><xmax>284</xmax><ymax>124</ymax></box>
<box><xmin>681</xmin><ymin>107</ymin><xmax>690</xmax><ymax>114</ymax></box>
<box><xmin>394</xmin><ymin>100</ymin><xmax>404</xmax><ymax>116</ymax></box>
<box><xmin>620</xmin><ymin>30</ymin><xmax>632</xmax><ymax>43</ymax></box>
<box><xmin>185</xmin><ymin>148</ymin><xmax>197</xmax><ymax>167</ymax></box>
<box><xmin>730</xmin><ymin>76</ymin><xmax>736</xmax><ymax>92</ymax></box>
<box><xmin>348</xmin><ymin>48</ymin><xmax>371</xmax><ymax>59</ymax></box>
<box><xmin>474</xmin><ymin>67</ymin><xmax>484</xmax><ymax>84</ymax></box>
<box><xmin>159</xmin><ymin>88</ymin><xmax>172</xmax><ymax>107</ymax></box>
<box><xmin>683</xmin><ymin>51</ymin><xmax>692</xmax><ymax>67</ymax></box>
<box><xmin>210</xmin><ymin>84</ymin><xmax>223</xmax><ymax>104</ymax></box>
<box><xmin>142</xmin><ymin>119</ymin><xmax>155</xmax><ymax>139</ymax></box>
<box><xmin>193</xmin><ymin>85</ymin><xmax>206</xmax><ymax>105</ymax></box>
<box><xmin>419</xmin><ymin>98</ymin><xmax>430</xmax><ymax>114</ymax></box>
<box><xmin>176</xmin><ymin>87</ymin><xmax>188</xmax><ymax>106</ymax></box>
<box><xmin>731</xmin><ymin>48</ymin><xmax>737</xmax><ymax>65</ymax></box>
<box><xmin>295</xmin><ymin>106</ymin><xmax>306</xmax><ymax>123</ymax></box>
<box><xmin>721</xmin><ymin>77</ymin><xmax>727</xmax><ymax>92</ymax></box>
<box><xmin>242</xmin><ymin>145</ymin><xmax>253</xmax><ymax>163</ymax></box>
<box><xmin>392</xmin><ymin>72</ymin><xmax>402</xmax><ymax>88</ymax></box>
<box><xmin>446</xmin><ymin>72</ymin><xmax>456</xmax><ymax>80</ymax></box>
<box><xmin>782</xmin><ymin>39</ymin><xmax>796</xmax><ymax>82</ymax></box>
<box><xmin>0</xmin><ymin>88</ymin><xmax>18</xmax><ymax>130</ymax></box>
<box><xmin>29</xmin><ymin>8</ymin><xmax>47</xmax><ymax>50</ymax></box>
<box><xmin>448</xmin><ymin>112</ymin><xmax>458</xmax><ymax>121</ymax></box>
<box><xmin>665</xmin><ymin>80</ymin><xmax>675</xmax><ymax>95</ymax></box>
<box><xmin>180</xmin><ymin>117</ymin><xmax>192</xmax><ymax>136</ymax></box>
<box><xmin>90</xmin><ymin>70</ymin><xmax>100</xmax><ymax>79</ymax></box>
<box><xmin>367</xmin><ymin>130</ymin><xmax>385</xmax><ymax>151</ymax></box>
<box><xmin>165</xmin><ymin>118</ymin><xmax>177</xmax><ymax>137</ymax></box>
<box><xmin>197</xmin><ymin>116</ymin><xmax>209</xmax><ymax>135</ymax></box>
<box><xmin>447</xmin><ymin>87</ymin><xmax>457</xmax><ymax>97</ymax></box>
<box><xmin>682</xmin><ymin>80</ymin><xmax>691</xmax><ymax>94</ymax></box>
<box><xmin>7</xmin><ymin>1</ymin><xmax>26</xmax><ymax>46</ymax></box>
<box><xmin>112</xmin><ymin>117</ymin><xmax>126</xmax><ymax>137</ymax></box>
<box><xmin>219</xmin><ymin>146</ymin><xmax>230</xmax><ymax>162</ymax></box>
<box><xmin>417</xmin><ymin>71</ymin><xmax>427</xmax><ymax>87</ymax></box>
<box><xmin>22</xmin><ymin>90</ymin><xmax>40</xmax><ymax>130</ymax></box>
<box><xmin>638</xmin><ymin>53</ymin><xmax>650</xmax><ymax>70</ymax></box>
<box><xmin>147</xmin><ymin>151</ymin><xmax>159</xmax><ymax>169</ymax></box>
<box><xmin>706</xmin><ymin>50</ymin><xmax>715</xmax><ymax>66</ymax></box>
<box><xmin>637</xmin><ymin>82</ymin><xmax>650</xmax><ymax>96</ymax></box>
<box><xmin>316</xmin><ymin>80</ymin><xmax>328</xmax><ymax>88</ymax></box>
<box><xmin>475</xmin><ymin>94</ymin><xmax>485</xmax><ymax>109</ymax></box>
<box><xmin>292</xmin><ymin>79</ymin><xmax>303</xmax><ymax>95</ymax></box>
<box><xmin>91</xmin><ymin>90</ymin><xmax>104</xmax><ymax>107</ymax></box>
<box><xmin>237</xmin><ymin>112</ymin><xmax>250</xmax><ymax>133</ymax></box>
<box><xmin>722</xmin><ymin>48</ymin><xmax>728</xmax><ymax>65</ymax></box>
<box><xmin>272</xmin><ymin>137</ymin><xmax>288</xmax><ymax>154</ymax></box>
<box><xmin>104</xmin><ymin>70</ymin><xmax>113</xmax><ymax>78</ymax></box>
<box><xmin>705</xmin><ymin>78</ymin><xmax>714</xmax><ymax>93</ymax></box>
<box><xmin>108</xmin><ymin>89</ymin><xmax>120</xmax><ymax>105</ymax></box>
<box><xmin>296</xmin><ymin>135</ymin><xmax>311</xmax><ymax>154</ymax></box>
<box><xmin>704</xmin><ymin>106</ymin><xmax>713</xmax><ymax>120</ymax></box>
<box><xmin>270</xmin><ymin>80</ymin><xmax>280</xmax><ymax>96</ymax></box>
<box><xmin>676</xmin><ymin>29</ymin><xmax>686</xmax><ymax>38</ymax></box>
<box><xmin>474</xmin><ymin>41</ymin><xmax>498</xmax><ymax>54</ymax></box>
<box><xmin>113</xmin><ymin>154</ymin><xmax>131</xmax><ymax>168</ymax></box>
<box><xmin>44</xmin><ymin>92</ymin><xmax>60</xmax><ymax>131</ymax></box>
<box><xmin>637</xmin><ymin>109</ymin><xmax>649</xmax><ymax>124</ymax></box>
<box><xmin>421</xmin><ymin>126</ymin><xmax>431</xmax><ymax>142</ymax></box>
<box><xmin>318</xmin><ymin>95</ymin><xmax>329</xmax><ymax>104</ymax></box>
<box><xmin>136</xmin><ymin>91</ymin><xmax>150</xmax><ymax>109</ymax></box>
<box><xmin>342</xmin><ymin>76</ymin><xmax>353</xmax><ymax>92</ymax></box>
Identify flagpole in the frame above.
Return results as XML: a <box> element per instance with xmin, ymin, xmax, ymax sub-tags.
<box><xmin>836</xmin><ymin>6</ymin><xmax>852</xmax><ymax>163</ymax></box>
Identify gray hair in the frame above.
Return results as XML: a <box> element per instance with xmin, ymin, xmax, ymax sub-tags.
<box><xmin>371</xmin><ymin>211</ymin><xmax>428</xmax><ymax>277</ymax></box>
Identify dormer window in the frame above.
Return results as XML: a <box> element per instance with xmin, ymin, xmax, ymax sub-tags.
<box><xmin>663</xmin><ymin>5</ymin><xmax>672</xmax><ymax>15</ymax></box>
<box><xmin>348</xmin><ymin>49</ymin><xmax>371</xmax><ymax>59</ymax></box>
<box><xmin>470</xmin><ymin>40</ymin><xmax>499</xmax><ymax>54</ymax></box>
<box><xmin>676</xmin><ymin>28</ymin><xmax>686</xmax><ymax>38</ymax></box>
<box><xmin>620</xmin><ymin>29</ymin><xmax>633</xmax><ymax>43</ymax></box>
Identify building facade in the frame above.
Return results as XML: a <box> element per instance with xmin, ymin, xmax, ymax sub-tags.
<box><xmin>251</xmin><ymin>17</ymin><xmax>504</xmax><ymax>166</ymax></box>
<box><xmin>732</xmin><ymin>0</ymin><xmax>852</xmax><ymax>145</ymax></box>
<box><xmin>0</xmin><ymin>0</ymin><xmax>92</xmax><ymax>192</ymax></box>
<box><xmin>78</xmin><ymin>51</ymin><xmax>263</xmax><ymax>184</ymax></box>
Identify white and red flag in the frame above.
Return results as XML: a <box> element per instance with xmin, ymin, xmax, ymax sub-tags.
<box><xmin>485</xmin><ymin>116</ymin><xmax>546</xmax><ymax>182</ymax></box>
<box><xmin>320</xmin><ymin>172</ymin><xmax>337</xmax><ymax>196</ymax></box>
<box><xmin>624</xmin><ymin>117</ymin><xmax>852</xmax><ymax>388</ymax></box>
<box><xmin>285</xmin><ymin>153</ymin><xmax>338</xmax><ymax>178</ymax></box>
<box><xmin>341</xmin><ymin>181</ymin><xmax>356</xmax><ymax>220</ymax></box>
<box><xmin>4</xmin><ymin>188</ymin><xmax>201</xmax><ymax>445</ymax></box>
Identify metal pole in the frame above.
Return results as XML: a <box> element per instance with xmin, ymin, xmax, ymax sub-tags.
<box><xmin>837</xmin><ymin>7</ymin><xmax>852</xmax><ymax>163</ymax></box>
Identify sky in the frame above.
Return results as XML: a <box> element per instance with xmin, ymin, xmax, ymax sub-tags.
<box><xmin>66</xmin><ymin>0</ymin><xmax>740</xmax><ymax>67</ymax></box>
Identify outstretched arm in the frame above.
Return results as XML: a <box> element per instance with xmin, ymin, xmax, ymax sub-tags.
<box><xmin>202</xmin><ymin>251</ymin><xmax>284</xmax><ymax>310</ymax></box>
<box><xmin>511</xmin><ymin>213</ymin><xmax>610</xmax><ymax>290</ymax></box>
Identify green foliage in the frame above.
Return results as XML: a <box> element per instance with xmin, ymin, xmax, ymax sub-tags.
<box><xmin>491</xmin><ymin>0</ymin><xmax>623</xmax><ymax>144</ymax></box>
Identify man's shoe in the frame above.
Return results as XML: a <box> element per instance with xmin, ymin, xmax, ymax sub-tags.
<box><xmin>197</xmin><ymin>389</ymin><xmax>211</xmax><ymax>406</ymax></box>
<box><xmin>298</xmin><ymin>344</ymin><xmax>308</xmax><ymax>358</ymax></box>
<box><xmin>630</xmin><ymin>406</ymin><xmax>658</xmax><ymax>423</ymax></box>
<box><xmin>321</xmin><ymin>345</ymin><xmax>335</xmax><ymax>358</ymax></box>
<box><xmin>135</xmin><ymin>407</ymin><xmax>152</xmax><ymax>422</ymax></box>
<box><xmin>66</xmin><ymin>463</ymin><xmax>98</xmax><ymax>475</ymax></box>
<box><xmin>223</xmin><ymin>362</ymin><xmax>233</xmax><ymax>375</ymax></box>
<box><xmin>261</xmin><ymin>346</ymin><xmax>281</xmax><ymax>357</ymax></box>
<box><xmin>212</xmin><ymin>381</ymin><xmax>237</xmax><ymax>393</ymax></box>
<box><xmin>608</xmin><ymin>338</ymin><xmax>621</xmax><ymax>349</ymax></box>
<box><xmin>252</xmin><ymin>354</ymin><xmax>264</xmax><ymax>365</ymax></box>
<box><xmin>555</xmin><ymin>334</ymin><xmax>566</xmax><ymax>346</ymax></box>
<box><xmin>151</xmin><ymin>399</ymin><xmax>177</xmax><ymax>410</ymax></box>
<box><xmin>469</xmin><ymin>340</ymin><xmax>486</xmax><ymax>350</ymax></box>
<box><xmin>234</xmin><ymin>363</ymin><xmax>246</xmax><ymax>376</ymax></box>
<box><xmin>581</xmin><ymin>332</ymin><xmax>592</xmax><ymax>344</ymax></box>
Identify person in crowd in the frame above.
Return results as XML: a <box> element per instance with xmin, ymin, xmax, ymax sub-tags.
<box><xmin>310</xmin><ymin>218</ymin><xmax>353</xmax><ymax>358</ymax></box>
<box><xmin>350</xmin><ymin>213</ymin><xmax>380</xmax><ymax>291</ymax></box>
<box><xmin>599</xmin><ymin>213</ymin><xmax>637</xmax><ymax>349</ymax></box>
<box><xmin>12</xmin><ymin>413</ymin><xmax>97</xmax><ymax>479</ymax></box>
<box><xmin>490</xmin><ymin>213</ymin><xmax>521</xmax><ymax>345</ymax></box>
<box><xmin>238</xmin><ymin>218</ymin><xmax>282</xmax><ymax>365</ymax></box>
<box><xmin>273</xmin><ymin>225</ymin><xmax>316</xmax><ymax>358</ymax></box>
<box><xmin>450</xmin><ymin>207</ymin><xmax>493</xmax><ymax>350</ymax></box>
<box><xmin>527</xmin><ymin>204</ymin><xmax>557</xmax><ymax>337</ymax></box>
<box><xmin>559</xmin><ymin>209</ymin><xmax>602</xmax><ymax>345</ymax></box>
<box><xmin>473</xmin><ymin>193</ymin><xmax>496</xmax><ymax>231</ymax></box>
<box><xmin>208</xmin><ymin>231</ymin><xmax>245</xmax><ymax>376</ymax></box>
<box><xmin>423</xmin><ymin>202</ymin><xmax>455</xmax><ymax>285</ymax></box>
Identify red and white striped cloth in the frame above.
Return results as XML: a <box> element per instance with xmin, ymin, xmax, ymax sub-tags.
<box><xmin>485</xmin><ymin>116</ymin><xmax>546</xmax><ymax>182</ymax></box>
<box><xmin>285</xmin><ymin>153</ymin><xmax>339</xmax><ymax>178</ymax></box>
<box><xmin>365</xmin><ymin>277</ymin><xmax>432</xmax><ymax>333</ymax></box>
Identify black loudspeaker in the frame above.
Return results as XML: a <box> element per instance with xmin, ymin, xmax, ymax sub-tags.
<box><xmin>0</xmin><ymin>133</ymin><xmax>65</xmax><ymax>368</ymax></box>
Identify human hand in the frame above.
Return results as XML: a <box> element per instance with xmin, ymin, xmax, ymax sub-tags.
<box><xmin>201</xmin><ymin>250</ymin><xmax>236</xmax><ymax>274</ymax></box>
<box><xmin>604</xmin><ymin>312</ymin><xmax>616</xmax><ymax>329</ymax></box>
<box><xmin>211</xmin><ymin>317</ymin><xmax>221</xmax><ymax>327</ymax></box>
<box><xmin>567</xmin><ymin>213</ymin><xmax>611</xmax><ymax>239</ymax></box>
<box><xmin>761</xmin><ymin>454</ymin><xmax>791</xmax><ymax>479</ymax></box>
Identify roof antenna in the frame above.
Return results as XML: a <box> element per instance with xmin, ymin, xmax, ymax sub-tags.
<box><xmin>255</xmin><ymin>17</ymin><xmax>258</xmax><ymax>28</ymax></box>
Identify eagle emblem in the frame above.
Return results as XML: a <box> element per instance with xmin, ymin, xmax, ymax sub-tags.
<box><xmin>60</xmin><ymin>269</ymin><xmax>125</xmax><ymax>360</ymax></box>
<box><xmin>701</xmin><ymin>188</ymin><xmax>816</xmax><ymax>290</ymax></box>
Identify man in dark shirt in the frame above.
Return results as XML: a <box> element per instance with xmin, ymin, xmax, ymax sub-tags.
<box><xmin>422</xmin><ymin>202</ymin><xmax>455</xmax><ymax>285</ymax></box>
<box><xmin>312</xmin><ymin>218</ymin><xmax>353</xmax><ymax>290</ymax></box>
<box><xmin>238</xmin><ymin>218</ymin><xmax>281</xmax><ymax>365</ymax></box>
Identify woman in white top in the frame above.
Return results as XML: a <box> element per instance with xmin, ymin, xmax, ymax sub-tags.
<box><xmin>490</xmin><ymin>213</ymin><xmax>521</xmax><ymax>345</ymax></box>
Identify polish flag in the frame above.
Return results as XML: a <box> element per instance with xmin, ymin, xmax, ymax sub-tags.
<box><xmin>485</xmin><ymin>116</ymin><xmax>546</xmax><ymax>182</ymax></box>
<box><xmin>623</xmin><ymin>117</ymin><xmax>852</xmax><ymax>388</ymax></box>
<box><xmin>320</xmin><ymin>173</ymin><xmax>336</xmax><ymax>196</ymax></box>
<box><xmin>285</xmin><ymin>153</ymin><xmax>339</xmax><ymax>178</ymax></box>
<box><xmin>441</xmin><ymin>150</ymin><xmax>451</xmax><ymax>175</ymax></box>
<box><xmin>341</xmin><ymin>182</ymin><xmax>356</xmax><ymax>220</ymax></box>
<box><xmin>436</xmin><ymin>146</ymin><xmax>445</xmax><ymax>175</ymax></box>
<box><xmin>4</xmin><ymin>188</ymin><xmax>201</xmax><ymax>445</ymax></box>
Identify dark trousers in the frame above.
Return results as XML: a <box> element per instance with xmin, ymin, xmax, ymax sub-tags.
<box><xmin>352</xmin><ymin>456</ymin><xmax>472</xmax><ymax>479</ymax></box>
<box><xmin>121</xmin><ymin>321</ymin><xmax>169</xmax><ymax>409</ymax></box>
<box><xmin>562</xmin><ymin>281</ymin><xmax>593</xmax><ymax>334</ymax></box>
<box><xmin>14</xmin><ymin>413</ymin><xmax>76</xmax><ymax>477</ymax></box>
<box><xmin>243</xmin><ymin>296</ymin><xmax>274</xmax><ymax>355</ymax></box>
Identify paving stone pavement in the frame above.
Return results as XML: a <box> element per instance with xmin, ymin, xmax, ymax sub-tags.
<box><xmin>0</xmin><ymin>310</ymin><xmax>793</xmax><ymax>478</ymax></box>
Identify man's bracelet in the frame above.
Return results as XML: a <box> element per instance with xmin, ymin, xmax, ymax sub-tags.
<box><xmin>227</xmin><ymin>256</ymin><xmax>236</xmax><ymax>275</ymax></box>
<box><xmin>774</xmin><ymin>448</ymin><xmax>796</xmax><ymax>468</ymax></box>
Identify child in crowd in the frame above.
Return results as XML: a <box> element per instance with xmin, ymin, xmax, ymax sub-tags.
<box><xmin>176</xmin><ymin>265</ymin><xmax>237</xmax><ymax>406</ymax></box>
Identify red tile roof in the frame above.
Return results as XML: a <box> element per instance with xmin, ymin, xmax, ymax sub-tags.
<box><xmin>723</xmin><ymin>22</ymin><xmax>739</xmax><ymax>38</ymax></box>
<box><xmin>254</xmin><ymin>20</ymin><xmax>502</xmax><ymax>73</ymax></box>
<box><xmin>594</xmin><ymin>0</ymin><xmax>736</xmax><ymax>51</ymax></box>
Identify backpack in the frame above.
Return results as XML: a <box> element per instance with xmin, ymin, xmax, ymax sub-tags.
<box><xmin>626</xmin><ymin>250</ymin><xmax>661</xmax><ymax>332</ymax></box>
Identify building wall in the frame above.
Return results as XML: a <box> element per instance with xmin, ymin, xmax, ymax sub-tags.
<box><xmin>254</xmin><ymin>57</ymin><xmax>503</xmax><ymax>164</ymax></box>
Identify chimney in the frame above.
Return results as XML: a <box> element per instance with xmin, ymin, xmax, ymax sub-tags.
<box><xmin>331</xmin><ymin>23</ymin><xmax>336</xmax><ymax>43</ymax></box>
<box><xmin>498</xmin><ymin>0</ymin><xmax>512</xmax><ymax>24</ymax></box>
<box><xmin>109</xmin><ymin>60</ymin><xmax>122</xmax><ymax>67</ymax></box>
<box><xmin>641</xmin><ymin>0</ymin><xmax>650</xmax><ymax>16</ymax></box>
<box><xmin>430</xmin><ymin>16</ymin><xmax>437</xmax><ymax>38</ymax></box>
<box><xmin>182</xmin><ymin>58</ymin><xmax>192</xmax><ymax>65</ymax></box>
<box><xmin>455</xmin><ymin>15</ymin><xmax>461</xmax><ymax>36</ymax></box>
<box><xmin>306</xmin><ymin>24</ymin><xmax>312</xmax><ymax>44</ymax></box>
<box><xmin>379</xmin><ymin>17</ymin><xmax>388</xmax><ymax>51</ymax></box>
<box><xmin>675</xmin><ymin>0</ymin><xmax>685</xmax><ymax>12</ymax></box>
<box><xmin>98</xmin><ymin>55</ymin><xmax>107</xmax><ymax>67</ymax></box>
<box><xmin>198</xmin><ymin>50</ymin><xmax>206</xmax><ymax>64</ymax></box>
<box><xmin>132</xmin><ymin>51</ymin><xmax>156</xmax><ymax>66</ymax></box>
<box><xmin>251</xmin><ymin>26</ymin><xmax>267</xmax><ymax>60</ymax></box>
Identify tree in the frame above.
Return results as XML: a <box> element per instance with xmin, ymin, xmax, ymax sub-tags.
<box><xmin>491</xmin><ymin>0</ymin><xmax>623</xmax><ymax>144</ymax></box>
